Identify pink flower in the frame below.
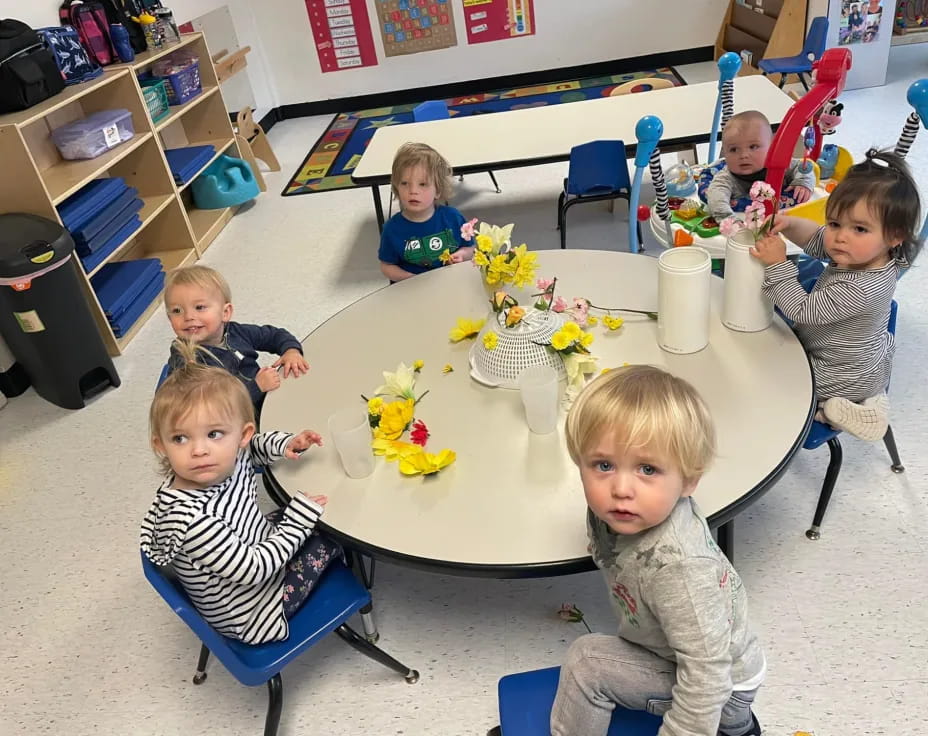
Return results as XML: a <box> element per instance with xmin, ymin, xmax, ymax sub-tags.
<box><xmin>719</xmin><ymin>216</ymin><xmax>743</xmax><ymax>237</ymax></box>
<box><xmin>552</xmin><ymin>296</ymin><xmax>568</xmax><ymax>312</ymax></box>
<box><xmin>749</xmin><ymin>181</ymin><xmax>775</xmax><ymax>200</ymax></box>
<box><xmin>460</xmin><ymin>218</ymin><xmax>478</xmax><ymax>242</ymax></box>
<box><xmin>536</xmin><ymin>278</ymin><xmax>554</xmax><ymax>291</ymax></box>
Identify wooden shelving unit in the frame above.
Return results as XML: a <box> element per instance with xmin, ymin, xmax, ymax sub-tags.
<box><xmin>0</xmin><ymin>33</ymin><xmax>247</xmax><ymax>356</ymax></box>
<box><xmin>715</xmin><ymin>0</ymin><xmax>808</xmax><ymax>77</ymax></box>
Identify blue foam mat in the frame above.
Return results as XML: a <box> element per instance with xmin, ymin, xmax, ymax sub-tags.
<box><xmin>58</xmin><ymin>178</ymin><xmax>127</xmax><ymax>231</ymax></box>
<box><xmin>110</xmin><ymin>271</ymin><xmax>165</xmax><ymax>337</ymax></box>
<box><xmin>165</xmin><ymin>145</ymin><xmax>216</xmax><ymax>185</ymax></box>
<box><xmin>79</xmin><ymin>216</ymin><xmax>142</xmax><ymax>273</ymax></box>
<box><xmin>75</xmin><ymin>198</ymin><xmax>143</xmax><ymax>257</ymax></box>
<box><xmin>91</xmin><ymin>258</ymin><xmax>163</xmax><ymax>320</ymax></box>
<box><xmin>72</xmin><ymin>187</ymin><xmax>139</xmax><ymax>246</ymax></box>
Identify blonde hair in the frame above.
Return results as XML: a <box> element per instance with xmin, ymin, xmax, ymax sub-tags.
<box><xmin>722</xmin><ymin>110</ymin><xmax>772</xmax><ymax>143</ymax></box>
<box><xmin>565</xmin><ymin>365</ymin><xmax>716</xmax><ymax>483</ymax></box>
<box><xmin>391</xmin><ymin>142</ymin><xmax>454</xmax><ymax>201</ymax></box>
<box><xmin>164</xmin><ymin>265</ymin><xmax>232</xmax><ymax>307</ymax></box>
<box><xmin>150</xmin><ymin>340</ymin><xmax>254</xmax><ymax>474</ymax></box>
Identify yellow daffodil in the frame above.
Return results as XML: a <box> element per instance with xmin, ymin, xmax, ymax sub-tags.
<box><xmin>374</xmin><ymin>363</ymin><xmax>417</xmax><ymax>400</ymax></box>
<box><xmin>449</xmin><ymin>316</ymin><xmax>485</xmax><ymax>342</ymax></box>
<box><xmin>371</xmin><ymin>438</ymin><xmax>421</xmax><ymax>461</ymax></box>
<box><xmin>412</xmin><ymin>359</ymin><xmax>424</xmax><ymax>372</ymax></box>
<box><xmin>508</xmin><ymin>244</ymin><xmax>538</xmax><ymax>288</ymax></box>
<box><xmin>477</xmin><ymin>222</ymin><xmax>514</xmax><ymax>252</ymax></box>
<box><xmin>483</xmin><ymin>332</ymin><xmax>498</xmax><ymax>350</ymax></box>
<box><xmin>505</xmin><ymin>306</ymin><xmax>526</xmax><ymax>327</ymax></box>
<box><xmin>475</xmin><ymin>234</ymin><xmax>494</xmax><ymax>253</ymax></box>
<box><xmin>563</xmin><ymin>353</ymin><xmax>598</xmax><ymax>390</ymax></box>
<box><xmin>439</xmin><ymin>250</ymin><xmax>453</xmax><ymax>265</ymax></box>
<box><xmin>587</xmin><ymin>316</ymin><xmax>599</xmax><ymax>327</ymax></box>
<box><xmin>551</xmin><ymin>331</ymin><xmax>571</xmax><ymax>351</ymax></box>
<box><xmin>473</xmin><ymin>249</ymin><xmax>490</xmax><ymax>267</ymax></box>
<box><xmin>367</xmin><ymin>396</ymin><xmax>384</xmax><ymax>416</ymax></box>
<box><xmin>600</xmin><ymin>367</ymin><xmax>612</xmax><ymax>375</ymax></box>
<box><xmin>442</xmin><ymin>364</ymin><xmax>454</xmax><ymax>374</ymax></box>
<box><xmin>603</xmin><ymin>315</ymin><xmax>625</xmax><ymax>331</ymax></box>
<box><xmin>486</xmin><ymin>254</ymin><xmax>512</xmax><ymax>285</ymax></box>
<box><xmin>372</xmin><ymin>399</ymin><xmax>415</xmax><ymax>440</ymax></box>
<box><xmin>561</xmin><ymin>321</ymin><xmax>582</xmax><ymax>340</ymax></box>
<box><xmin>580</xmin><ymin>331</ymin><xmax>594</xmax><ymax>348</ymax></box>
<box><xmin>399</xmin><ymin>447</ymin><xmax>457</xmax><ymax>476</ymax></box>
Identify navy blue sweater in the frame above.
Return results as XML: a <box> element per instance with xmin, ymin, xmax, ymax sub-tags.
<box><xmin>167</xmin><ymin>321</ymin><xmax>303</xmax><ymax>407</ymax></box>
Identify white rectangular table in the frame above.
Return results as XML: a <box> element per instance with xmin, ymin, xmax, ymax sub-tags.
<box><xmin>351</xmin><ymin>75</ymin><xmax>796</xmax><ymax>229</ymax></box>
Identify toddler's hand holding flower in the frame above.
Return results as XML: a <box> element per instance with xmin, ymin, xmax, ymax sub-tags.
<box><xmin>750</xmin><ymin>233</ymin><xmax>787</xmax><ymax>266</ymax></box>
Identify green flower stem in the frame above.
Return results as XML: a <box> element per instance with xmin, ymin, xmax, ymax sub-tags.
<box><xmin>586</xmin><ymin>303</ymin><xmax>658</xmax><ymax>319</ymax></box>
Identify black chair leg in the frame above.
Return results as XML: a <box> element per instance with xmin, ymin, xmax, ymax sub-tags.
<box><xmin>777</xmin><ymin>74</ymin><xmax>787</xmax><ymax>89</ymax></box>
<box><xmin>264</xmin><ymin>674</ymin><xmax>283</xmax><ymax>736</ymax></box>
<box><xmin>488</xmin><ymin>170</ymin><xmax>501</xmax><ymax>193</ymax></box>
<box><xmin>559</xmin><ymin>197</ymin><xmax>569</xmax><ymax>249</ymax></box>
<box><xmin>799</xmin><ymin>73</ymin><xmax>810</xmax><ymax>92</ymax></box>
<box><xmin>334</xmin><ymin>623</ymin><xmax>420</xmax><ymax>683</ymax></box>
<box><xmin>716</xmin><ymin>520</ymin><xmax>734</xmax><ymax>563</ymax></box>
<box><xmin>806</xmin><ymin>436</ymin><xmax>843</xmax><ymax>540</ymax></box>
<box><xmin>193</xmin><ymin>643</ymin><xmax>210</xmax><ymax>684</ymax></box>
<box><xmin>883</xmin><ymin>425</ymin><xmax>905</xmax><ymax>473</ymax></box>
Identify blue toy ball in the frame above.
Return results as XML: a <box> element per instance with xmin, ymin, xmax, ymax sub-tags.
<box><xmin>191</xmin><ymin>155</ymin><xmax>260</xmax><ymax>210</ymax></box>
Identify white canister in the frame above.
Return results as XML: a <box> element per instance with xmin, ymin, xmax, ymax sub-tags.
<box><xmin>722</xmin><ymin>228</ymin><xmax>774</xmax><ymax>332</ymax></box>
<box><xmin>657</xmin><ymin>246</ymin><xmax>711</xmax><ymax>354</ymax></box>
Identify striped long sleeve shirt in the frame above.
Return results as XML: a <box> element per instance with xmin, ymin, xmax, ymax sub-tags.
<box><xmin>762</xmin><ymin>227</ymin><xmax>898</xmax><ymax>402</ymax></box>
<box><xmin>140</xmin><ymin>431</ymin><xmax>323</xmax><ymax>644</ymax></box>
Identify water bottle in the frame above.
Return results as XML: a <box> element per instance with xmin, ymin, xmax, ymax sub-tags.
<box><xmin>109</xmin><ymin>23</ymin><xmax>135</xmax><ymax>62</ymax></box>
<box><xmin>155</xmin><ymin>7</ymin><xmax>179</xmax><ymax>44</ymax></box>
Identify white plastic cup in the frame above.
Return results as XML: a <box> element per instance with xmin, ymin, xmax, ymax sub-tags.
<box><xmin>657</xmin><ymin>246</ymin><xmax>711</xmax><ymax>354</ymax></box>
<box><xmin>518</xmin><ymin>365</ymin><xmax>559</xmax><ymax>434</ymax></box>
<box><xmin>722</xmin><ymin>229</ymin><xmax>774</xmax><ymax>332</ymax></box>
<box><xmin>328</xmin><ymin>408</ymin><xmax>375</xmax><ymax>479</ymax></box>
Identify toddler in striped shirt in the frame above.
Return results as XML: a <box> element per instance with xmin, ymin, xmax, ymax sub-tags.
<box><xmin>750</xmin><ymin>149</ymin><xmax>922</xmax><ymax>440</ymax></box>
<box><xmin>141</xmin><ymin>342</ymin><xmax>341</xmax><ymax>644</ymax></box>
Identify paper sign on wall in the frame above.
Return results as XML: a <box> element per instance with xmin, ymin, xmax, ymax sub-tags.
<box><xmin>463</xmin><ymin>0</ymin><xmax>534</xmax><ymax>45</ymax></box>
<box><xmin>374</xmin><ymin>0</ymin><xmax>458</xmax><ymax>57</ymax></box>
<box><xmin>305</xmin><ymin>0</ymin><xmax>378</xmax><ymax>72</ymax></box>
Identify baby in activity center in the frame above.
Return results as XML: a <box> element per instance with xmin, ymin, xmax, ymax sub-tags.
<box><xmin>162</xmin><ymin>265</ymin><xmax>308</xmax><ymax>408</ymax></box>
<box><xmin>378</xmin><ymin>142</ymin><xmax>474</xmax><ymax>282</ymax></box>
<box><xmin>751</xmin><ymin>149</ymin><xmax>922</xmax><ymax>441</ymax></box>
<box><xmin>140</xmin><ymin>344</ymin><xmax>341</xmax><ymax>644</ymax></box>
<box><xmin>706</xmin><ymin>110</ymin><xmax>816</xmax><ymax>219</ymax></box>
<box><xmin>551</xmin><ymin>365</ymin><xmax>765</xmax><ymax>736</ymax></box>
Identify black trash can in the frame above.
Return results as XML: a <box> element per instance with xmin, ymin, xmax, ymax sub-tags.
<box><xmin>0</xmin><ymin>213</ymin><xmax>119</xmax><ymax>409</ymax></box>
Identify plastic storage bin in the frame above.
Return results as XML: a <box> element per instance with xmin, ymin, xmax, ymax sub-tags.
<box><xmin>153</xmin><ymin>54</ymin><xmax>201</xmax><ymax>105</ymax></box>
<box><xmin>0</xmin><ymin>213</ymin><xmax>120</xmax><ymax>409</ymax></box>
<box><xmin>140</xmin><ymin>79</ymin><xmax>169</xmax><ymax>123</ymax></box>
<box><xmin>50</xmin><ymin>109</ymin><xmax>135</xmax><ymax>160</ymax></box>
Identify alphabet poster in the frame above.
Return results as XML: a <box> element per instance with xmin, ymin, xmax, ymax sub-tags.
<box><xmin>305</xmin><ymin>0</ymin><xmax>378</xmax><ymax>72</ymax></box>
<box><xmin>462</xmin><ymin>0</ymin><xmax>535</xmax><ymax>45</ymax></box>
<box><xmin>374</xmin><ymin>0</ymin><xmax>458</xmax><ymax>57</ymax></box>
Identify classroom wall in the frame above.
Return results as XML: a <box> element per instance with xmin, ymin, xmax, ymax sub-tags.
<box><xmin>1</xmin><ymin>1</ymin><xmax>730</xmax><ymax>110</ymax></box>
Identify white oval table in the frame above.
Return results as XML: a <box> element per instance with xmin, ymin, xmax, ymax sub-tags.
<box><xmin>262</xmin><ymin>250</ymin><xmax>814</xmax><ymax>577</ymax></box>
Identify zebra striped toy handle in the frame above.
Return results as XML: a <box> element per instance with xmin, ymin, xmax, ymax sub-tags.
<box><xmin>708</xmin><ymin>53</ymin><xmax>742</xmax><ymax>163</ymax></box>
<box><xmin>895</xmin><ymin>80</ymin><xmax>928</xmax><ymax>158</ymax></box>
<box><xmin>629</xmin><ymin>115</ymin><xmax>663</xmax><ymax>253</ymax></box>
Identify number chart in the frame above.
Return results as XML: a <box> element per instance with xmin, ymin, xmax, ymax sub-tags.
<box><xmin>463</xmin><ymin>0</ymin><xmax>535</xmax><ymax>45</ymax></box>
<box><xmin>375</xmin><ymin>0</ymin><xmax>458</xmax><ymax>57</ymax></box>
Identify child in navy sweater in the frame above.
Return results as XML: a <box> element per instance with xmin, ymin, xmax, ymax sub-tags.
<box><xmin>163</xmin><ymin>265</ymin><xmax>308</xmax><ymax>408</ymax></box>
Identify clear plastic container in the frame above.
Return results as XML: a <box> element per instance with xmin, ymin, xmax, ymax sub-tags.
<box><xmin>50</xmin><ymin>109</ymin><xmax>135</xmax><ymax>161</ymax></box>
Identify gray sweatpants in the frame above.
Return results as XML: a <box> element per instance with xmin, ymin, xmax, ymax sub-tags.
<box><xmin>550</xmin><ymin>634</ymin><xmax>759</xmax><ymax>735</ymax></box>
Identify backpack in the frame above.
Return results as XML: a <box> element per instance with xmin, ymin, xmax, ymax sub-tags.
<box><xmin>0</xmin><ymin>19</ymin><xmax>66</xmax><ymax>113</ymax></box>
<box><xmin>59</xmin><ymin>1</ymin><xmax>115</xmax><ymax>66</ymax></box>
<box><xmin>97</xmin><ymin>0</ymin><xmax>148</xmax><ymax>54</ymax></box>
<box><xmin>37</xmin><ymin>26</ymin><xmax>102</xmax><ymax>85</ymax></box>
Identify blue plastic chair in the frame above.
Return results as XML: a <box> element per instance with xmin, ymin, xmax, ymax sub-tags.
<box><xmin>487</xmin><ymin>666</ymin><xmax>661</xmax><ymax>736</ymax></box>
<box><xmin>557</xmin><ymin>140</ymin><xmax>640</xmax><ymax>250</ymax></box>
<box><xmin>156</xmin><ymin>362</ymin><xmax>169</xmax><ymax>389</ymax></box>
<box><xmin>141</xmin><ymin>554</ymin><xmax>418</xmax><ymax>736</ymax></box>
<box><xmin>758</xmin><ymin>17</ymin><xmax>829</xmax><ymax>91</ymax></box>
<box><xmin>802</xmin><ymin>297</ymin><xmax>904</xmax><ymax>540</ymax></box>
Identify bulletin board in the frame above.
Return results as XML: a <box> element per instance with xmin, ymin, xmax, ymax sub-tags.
<box><xmin>305</xmin><ymin>0</ymin><xmax>378</xmax><ymax>73</ymax></box>
<box><xmin>462</xmin><ymin>0</ymin><xmax>535</xmax><ymax>44</ymax></box>
<box><xmin>374</xmin><ymin>0</ymin><xmax>458</xmax><ymax>57</ymax></box>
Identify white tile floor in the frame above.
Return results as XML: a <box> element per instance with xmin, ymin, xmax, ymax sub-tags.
<box><xmin>3</xmin><ymin>46</ymin><xmax>928</xmax><ymax>736</ymax></box>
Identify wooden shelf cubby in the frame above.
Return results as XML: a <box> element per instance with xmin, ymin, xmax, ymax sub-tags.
<box><xmin>715</xmin><ymin>0</ymin><xmax>808</xmax><ymax>78</ymax></box>
<box><xmin>0</xmin><ymin>32</ymin><xmax>252</xmax><ymax>356</ymax></box>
